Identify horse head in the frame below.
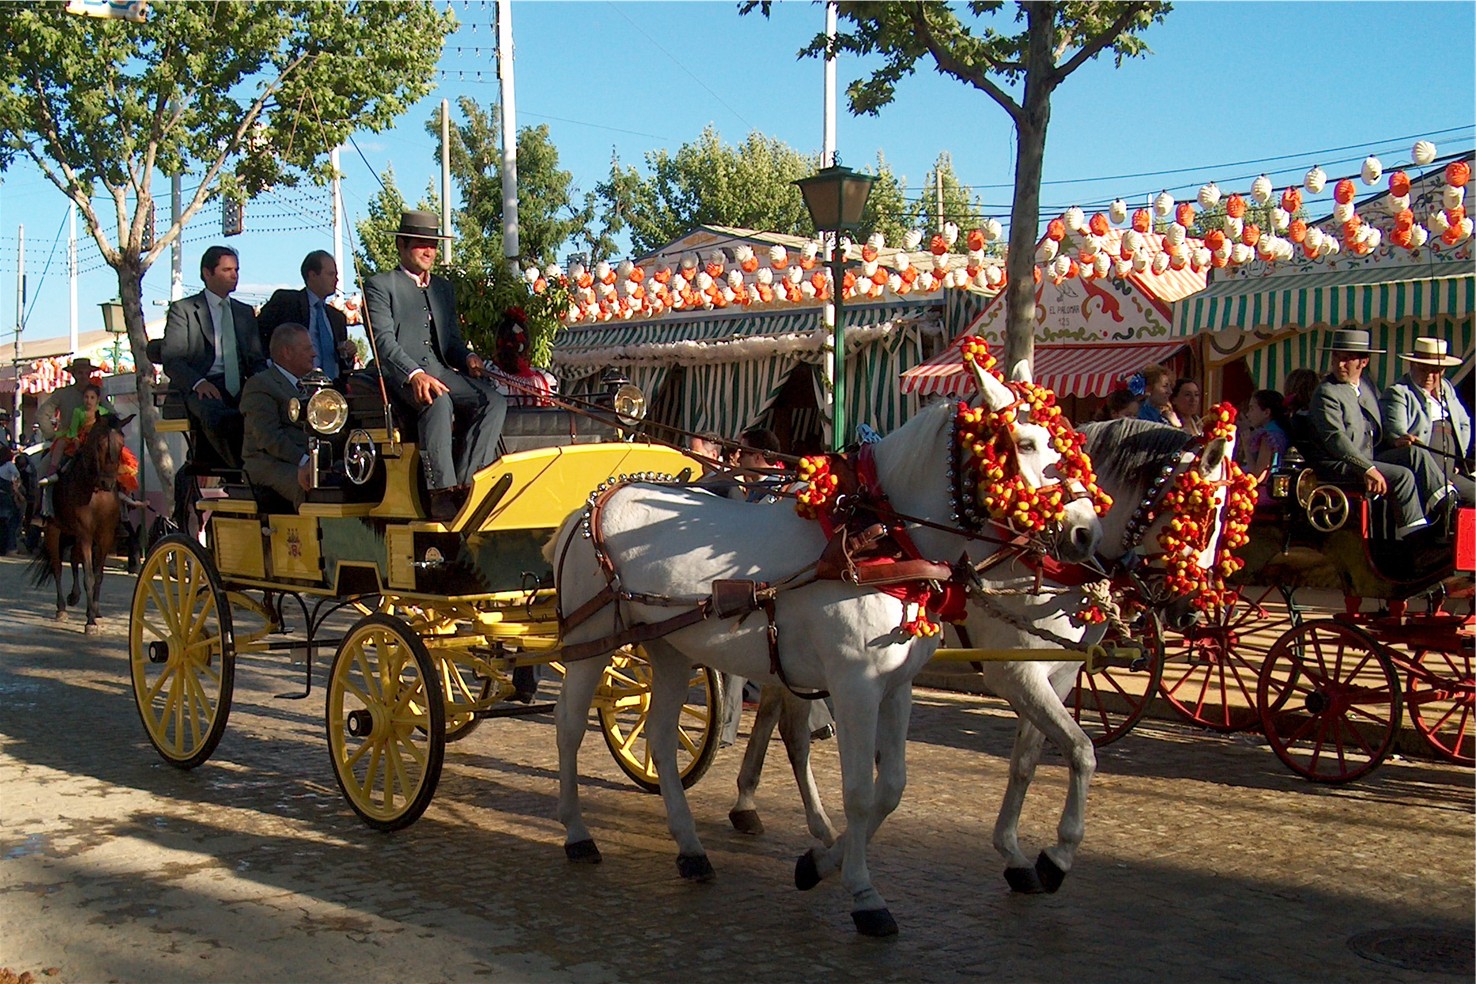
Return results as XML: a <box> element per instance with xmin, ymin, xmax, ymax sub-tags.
<box><xmin>77</xmin><ymin>412</ymin><xmax>132</xmax><ymax>492</ymax></box>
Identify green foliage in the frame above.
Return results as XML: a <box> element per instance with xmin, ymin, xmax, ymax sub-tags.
<box><xmin>429</xmin><ymin>96</ymin><xmax>593</xmax><ymax>269</ymax></box>
<box><xmin>442</xmin><ymin>264</ymin><xmax>573</xmax><ymax>368</ymax></box>
<box><xmin>904</xmin><ymin>151</ymin><xmax>988</xmax><ymax>248</ymax></box>
<box><xmin>353</xmin><ymin>165</ymin><xmax>410</xmax><ymax>277</ymax></box>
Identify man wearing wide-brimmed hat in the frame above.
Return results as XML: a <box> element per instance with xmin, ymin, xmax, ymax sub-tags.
<box><xmin>1381</xmin><ymin>336</ymin><xmax>1472</xmax><ymax>505</ymax></box>
<box><xmin>1307</xmin><ymin>328</ymin><xmax>1434</xmax><ymax>539</ymax></box>
<box><xmin>36</xmin><ymin>356</ymin><xmax>114</xmax><ymax>441</ymax></box>
<box><xmin>363</xmin><ymin>210</ymin><xmax>505</xmax><ymax>522</ymax></box>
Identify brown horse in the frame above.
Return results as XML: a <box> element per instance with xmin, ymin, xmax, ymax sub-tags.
<box><xmin>31</xmin><ymin>413</ymin><xmax>133</xmax><ymax>634</ymax></box>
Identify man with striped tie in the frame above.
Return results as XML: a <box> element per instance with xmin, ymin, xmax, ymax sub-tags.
<box><xmin>257</xmin><ymin>250</ymin><xmax>355</xmax><ymax>382</ymax></box>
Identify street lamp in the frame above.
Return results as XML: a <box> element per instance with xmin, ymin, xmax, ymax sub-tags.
<box><xmin>99</xmin><ymin>299</ymin><xmax>126</xmax><ymax>374</ymax></box>
<box><xmin>795</xmin><ymin>163</ymin><xmax>874</xmax><ymax>451</ymax></box>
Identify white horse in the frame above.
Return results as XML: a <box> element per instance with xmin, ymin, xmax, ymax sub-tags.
<box><xmin>547</xmin><ymin>360</ymin><xmax>1103</xmax><ymax>937</ymax></box>
<box><xmin>726</xmin><ymin>417</ymin><xmax>1234</xmax><ymax>895</ymax></box>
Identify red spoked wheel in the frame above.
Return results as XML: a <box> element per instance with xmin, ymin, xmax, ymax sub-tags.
<box><xmin>1256</xmin><ymin>620</ymin><xmax>1402</xmax><ymax>783</ymax></box>
<box><xmin>1160</xmin><ymin>586</ymin><xmax>1297</xmax><ymax>732</ymax></box>
<box><xmin>1406</xmin><ymin>647</ymin><xmax>1475</xmax><ymax>765</ymax></box>
<box><xmin>1070</xmin><ymin>610</ymin><xmax>1164</xmax><ymax>748</ymax></box>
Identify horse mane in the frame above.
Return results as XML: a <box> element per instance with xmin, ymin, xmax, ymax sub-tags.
<box><xmin>869</xmin><ymin>399</ymin><xmax>954</xmax><ymax>500</ymax></box>
<box><xmin>1079</xmin><ymin>418</ymin><xmax>1193</xmax><ymax>496</ymax></box>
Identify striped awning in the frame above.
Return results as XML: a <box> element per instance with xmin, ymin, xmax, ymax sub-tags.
<box><xmin>900</xmin><ymin>338</ymin><xmax>1187</xmax><ymax>399</ymax></box>
<box><xmin>1174</xmin><ymin>269</ymin><xmax>1474</xmax><ymax>338</ymax></box>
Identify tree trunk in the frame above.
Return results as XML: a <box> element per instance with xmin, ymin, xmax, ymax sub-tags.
<box><xmin>1002</xmin><ymin>3</ymin><xmax>1058</xmax><ymax>374</ymax></box>
<box><xmin>117</xmin><ymin>257</ymin><xmax>176</xmax><ymax>493</ymax></box>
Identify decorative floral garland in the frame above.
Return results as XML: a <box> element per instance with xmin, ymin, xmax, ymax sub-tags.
<box><xmin>1152</xmin><ymin>403</ymin><xmax>1258</xmax><ymax>610</ymax></box>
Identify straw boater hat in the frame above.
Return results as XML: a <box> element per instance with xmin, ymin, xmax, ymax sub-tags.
<box><xmin>1398</xmin><ymin>336</ymin><xmax>1462</xmax><ymax>368</ymax></box>
<box><xmin>66</xmin><ymin>356</ymin><xmax>96</xmax><ymax>379</ymax></box>
<box><xmin>394</xmin><ymin>209</ymin><xmax>454</xmax><ymax>240</ymax></box>
<box><xmin>1322</xmin><ymin>328</ymin><xmax>1384</xmax><ymax>355</ymax></box>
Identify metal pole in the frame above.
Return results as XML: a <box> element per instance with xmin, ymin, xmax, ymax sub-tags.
<box><xmin>331</xmin><ymin>146</ymin><xmax>345</xmax><ymax>293</ymax></box>
<box><xmin>439</xmin><ymin>99</ymin><xmax>452</xmax><ymax>265</ymax></box>
<box><xmin>68</xmin><ymin>204</ymin><xmax>77</xmax><ymax>356</ymax></box>
<box><xmin>830</xmin><ymin>238</ymin><xmax>846</xmax><ymax>451</ymax></box>
<box><xmin>822</xmin><ymin>2</ymin><xmax>838</xmax><ymax>450</ymax></box>
<box><xmin>497</xmin><ymin>0</ymin><xmax>520</xmax><ymax>271</ymax></box>
<box><xmin>14</xmin><ymin>224</ymin><xmax>23</xmax><ymax>424</ymax></box>
<box><xmin>170</xmin><ymin>173</ymin><xmax>183</xmax><ymax>300</ymax></box>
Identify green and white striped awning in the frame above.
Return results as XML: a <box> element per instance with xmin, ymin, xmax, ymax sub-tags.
<box><xmin>1244</xmin><ymin>319</ymin><xmax>1475</xmax><ymax>394</ymax></box>
<box><xmin>1174</xmin><ymin>269</ymin><xmax>1474</xmax><ymax>338</ymax></box>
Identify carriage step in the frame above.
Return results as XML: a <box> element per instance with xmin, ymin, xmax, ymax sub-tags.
<box><xmin>476</xmin><ymin>701</ymin><xmax>557</xmax><ymax>719</ymax></box>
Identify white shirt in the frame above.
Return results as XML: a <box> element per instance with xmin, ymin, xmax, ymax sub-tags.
<box><xmin>205</xmin><ymin>290</ymin><xmax>232</xmax><ymax>380</ymax></box>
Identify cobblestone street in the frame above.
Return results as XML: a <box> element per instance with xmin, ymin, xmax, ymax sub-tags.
<box><xmin>0</xmin><ymin>555</ymin><xmax>1472</xmax><ymax>983</ymax></box>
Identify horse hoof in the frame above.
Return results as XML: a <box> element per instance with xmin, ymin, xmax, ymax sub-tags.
<box><xmin>851</xmin><ymin>907</ymin><xmax>898</xmax><ymax>937</ymax></box>
<box><xmin>1035</xmin><ymin>851</ymin><xmax>1067</xmax><ymax>894</ymax></box>
<box><xmin>564</xmin><ymin>839</ymin><xmax>602</xmax><ymax>864</ymax></box>
<box><xmin>794</xmin><ymin>848</ymin><xmax>821</xmax><ymax>891</ymax></box>
<box><xmin>53</xmin><ymin>611</ymin><xmax>67</xmax><ymax>622</ymax></box>
<box><xmin>84</xmin><ymin>624</ymin><xmax>100</xmax><ymax>637</ymax></box>
<box><xmin>1003</xmin><ymin>866</ymin><xmax>1046</xmax><ymax>894</ymax></box>
<box><xmin>728</xmin><ymin>808</ymin><xmax>764</xmax><ymax>836</ymax></box>
<box><xmin>676</xmin><ymin>853</ymin><xmax>715</xmax><ymax>882</ymax></box>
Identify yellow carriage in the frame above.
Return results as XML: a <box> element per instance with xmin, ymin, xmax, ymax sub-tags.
<box><xmin>128</xmin><ymin>370</ymin><xmax>724</xmax><ymax>830</ymax></box>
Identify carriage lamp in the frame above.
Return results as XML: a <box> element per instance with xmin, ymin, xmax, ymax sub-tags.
<box><xmin>612</xmin><ymin>384</ymin><xmax>646</xmax><ymax>426</ymax></box>
<box><xmin>305</xmin><ymin>387</ymin><xmax>349</xmax><ymax>435</ymax></box>
<box><xmin>796</xmin><ymin>162</ymin><xmax>874</xmax><ymax>451</ymax></box>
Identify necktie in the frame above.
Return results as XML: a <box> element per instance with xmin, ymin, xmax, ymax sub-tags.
<box><xmin>219</xmin><ymin>297</ymin><xmax>240</xmax><ymax>396</ymax></box>
<box><xmin>313</xmin><ymin>299</ymin><xmax>338</xmax><ymax>378</ymax></box>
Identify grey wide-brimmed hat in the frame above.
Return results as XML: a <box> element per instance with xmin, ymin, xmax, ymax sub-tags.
<box><xmin>394</xmin><ymin>210</ymin><xmax>454</xmax><ymax>240</ymax></box>
<box><xmin>66</xmin><ymin>356</ymin><xmax>96</xmax><ymax>377</ymax></box>
<box><xmin>1398</xmin><ymin>336</ymin><xmax>1463</xmax><ymax>368</ymax></box>
<box><xmin>1322</xmin><ymin>328</ymin><xmax>1384</xmax><ymax>355</ymax></box>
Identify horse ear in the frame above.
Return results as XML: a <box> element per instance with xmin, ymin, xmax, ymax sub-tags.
<box><xmin>1198</xmin><ymin>437</ymin><xmax>1227</xmax><ymax>476</ymax></box>
<box><xmin>1008</xmin><ymin>359</ymin><xmax>1033</xmax><ymax>385</ymax></box>
<box><xmin>114</xmin><ymin>414</ymin><xmax>136</xmax><ymax>431</ymax></box>
<box><xmin>969</xmin><ymin>359</ymin><xmax>1015</xmax><ymax>412</ymax></box>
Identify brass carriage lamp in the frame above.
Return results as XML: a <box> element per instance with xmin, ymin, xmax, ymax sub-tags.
<box><xmin>99</xmin><ymin>299</ymin><xmax>126</xmax><ymax>374</ymax></box>
<box><xmin>795</xmin><ymin>162</ymin><xmax>874</xmax><ymax>451</ymax></box>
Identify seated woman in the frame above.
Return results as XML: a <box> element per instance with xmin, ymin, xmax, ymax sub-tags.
<box><xmin>1169</xmin><ymin>378</ymin><xmax>1203</xmax><ymax>436</ymax></box>
<box><xmin>40</xmin><ymin>383</ymin><xmax>141</xmax><ymax>511</ymax></box>
<box><xmin>1239</xmin><ymin>390</ymin><xmax>1290</xmax><ymax>504</ymax></box>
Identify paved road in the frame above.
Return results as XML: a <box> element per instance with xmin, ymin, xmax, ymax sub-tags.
<box><xmin>0</xmin><ymin>554</ymin><xmax>1472</xmax><ymax>983</ymax></box>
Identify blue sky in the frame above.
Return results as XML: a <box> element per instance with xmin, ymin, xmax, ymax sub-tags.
<box><xmin>0</xmin><ymin>0</ymin><xmax>1472</xmax><ymax>348</ymax></box>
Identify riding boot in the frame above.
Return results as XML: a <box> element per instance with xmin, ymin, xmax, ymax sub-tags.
<box><xmin>39</xmin><ymin>484</ymin><xmax>53</xmax><ymax>519</ymax></box>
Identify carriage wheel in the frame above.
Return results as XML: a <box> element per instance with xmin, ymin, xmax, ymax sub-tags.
<box><xmin>437</xmin><ymin>651</ymin><xmax>495</xmax><ymax>743</ymax></box>
<box><xmin>1070</xmin><ymin>609</ymin><xmax>1164</xmax><ymax>747</ymax></box>
<box><xmin>1160</xmin><ymin>587</ymin><xmax>1297</xmax><ymax>732</ymax></box>
<box><xmin>597</xmin><ymin>648</ymin><xmax>724</xmax><ymax>793</ymax></box>
<box><xmin>1406</xmin><ymin>648</ymin><xmax>1475</xmax><ymax>765</ymax></box>
<box><xmin>128</xmin><ymin>535</ymin><xmax>235</xmax><ymax>769</ymax></box>
<box><xmin>326</xmin><ymin>614</ymin><xmax>445</xmax><ymax>831</ymax></box>
<box><xmin>1256</xmin><ymin>620</ymin><xmax>1402</xmax><ymax>783</ymax></box>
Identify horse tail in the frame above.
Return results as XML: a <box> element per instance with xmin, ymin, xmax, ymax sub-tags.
<box><xmin>27</xmin><ymin>534</ymin><xmax>55</xmax><ymax>587</ymax></box>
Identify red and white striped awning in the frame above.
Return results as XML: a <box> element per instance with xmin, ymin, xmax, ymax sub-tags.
<box><xmin>901</xmin><ymin>338</ymin><xmax>1188</xmax><ymax>399</ymax></box>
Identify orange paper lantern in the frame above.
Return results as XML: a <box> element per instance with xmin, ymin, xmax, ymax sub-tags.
<box><xmin>1389</xmin><ymin>171</ymin><xmax>1412</xmax><ymax>197</ymax></box>
<box><xmin>1288</xmin><ymin>219</ymin><xmax>1307</xmax><ymax>243</ymax></box>
<box><xmin>1281</xmin><ymin>187</ymin><xmax>1302</xmax><ymax>213</ymax></box>
<box><xmin>1132</xmin><ymin>209</ymin><xmax>1152</xmax><ymax>233</ymax></box>
<box><xmin>1225</xmin><ymin>195</ymin><xmax>1246</xmax><ymax>219</ymax></box>
<box><xmin>1334</xmin><ymin>178</ymin><xmax>1357</xmax><ymax>204</ymax></box>
<box><xmin>1446</xmin><ymin>161</ymin><xmax>1471</xmax><ymax>188</ymax></box>
<box><xmin>1089</xmin><ymin>212</ymin><xmax>1109</xmax><ymax>236</ymax></box>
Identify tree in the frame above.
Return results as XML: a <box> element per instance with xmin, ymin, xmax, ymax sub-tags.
<box><xmin>0</xmin><ymin>1</ymin><xmax>454</xmax><ymax>487</ymax></box>
<box><xmin>429</xmin><ymin>96</ymin><xmax>592</xmax><ymax>271</ymax></box>
<box><xmin>773</xmin><ymin>1</ymin><xmax>1170</xmax><ymax>369</ymax></box>
<box><xmin>906</xmin><ymin>152</ymin><xmax>988</xmax><ymax>250</ymax></box>
<box><xmin>353</xmin><ymin>165</ymin><xmax>411</xmax><ymax>277</ymax></box>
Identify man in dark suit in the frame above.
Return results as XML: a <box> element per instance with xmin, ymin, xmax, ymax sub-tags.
<box><xmin>1307</xmin><ymin>328</ymin><xmax>1432</xmax><ymax>539</ymax></box>
<box><xmin>162</xmin><ymin>245</ymin><xmax>267</xmax><ymax>468</ymax></box>
<box><xmin>257</xmin><ymin>250</ymin><xmax>355</xmax><ymax>380</ymax></box>
<box><xmin>364</xmin><ymin>210</ymin><xmax>504</xmax><ymax>521</ymax></box>
<box><xmin>241</xmin><ymin>324</ymin><xmax>315</xmax><ymax>509</ymax></box>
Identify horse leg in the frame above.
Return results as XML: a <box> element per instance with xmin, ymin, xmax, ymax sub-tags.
<box><xmin>993</xmin><ymin>711</ymin><xmax>1049</xmax><ymax>892</ymax></box>
<box><xmin>554</xmin><ymin>654</ymin><xmax>612</xmax><ymax>864</ymax></box>
<box><xmin>775</xmin><ymin>689</ymin><xmax>838</xmax><ymax>845</ymax></box>
<box><xmin>728</xmin><ymin>683</ymin><xmax>782</xmax><ymax>835</ymax></box>
<box><xmin>67</xmin><ymin>549</ymin><xmax>82</xmax><ymax>607</ymax></box>
<box><xmin>642</xmin><ymin>640</ymin><xmax>713</xmax><ymax>881</ymax></box>
<box><xmin>45</xmin><ymin>526</ymin><xmax>66</xmax><ymax>620</ymax></box>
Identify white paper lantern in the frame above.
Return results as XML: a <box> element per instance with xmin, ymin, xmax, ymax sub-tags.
<box><xmin>1114</xmin><ymin>259</ymin><xmax>1132</xmax><ymax>278</ymax></box>
<box><xmin>1193</xmin><ymin>247</ymin><xmax>1212</xmax><ymax>269</ymax></box>
<box><xmin>1166</xmin><ymin>223</ymin><xmax>1185</xmax><ymax>246</ymax></box>
<box><xmin>1123</xmin><ymin>229</ymin><xmax>1142</xmax><ymax>253</ymax></box>
<box><xmin>1251</xmin><ymin>174</ymin><xmax>1273</xmax><ymax>205</ymax></box>
<box><xmin>1411</xmin><ymin>225</ymin><xmax>1430</xmax><ymax>247</ymax></box>
<box><xmin>983</xmin><ymin>218</ymin><xmax>1003</xmax><ymax>242</ymax></box>
<box><xmin>1305</xmin><ymin>227</ymin><xmax>1325</xmax><ymax>252</ymax></box>
<box><xmin>1132</xmin><ymin>252</ymin><xmax>1150</xmax><ymax>272</ymax></box>
<box><xmin>1325</xmin><ymin>239</ymin><xmax>1341</xmax><ymax>256</ymax></box>
<box><xmin>1361</xmin><ymin>156</ymin><xmax>1383</xmax><ymax>185</ymax></box>
<box><xmin>1064</xmin><ymin>206</ymin><xmax>1086</xmax><ymax>232</ymax></box>
<box><xmin>1231</xmin><ymin>243</ymin><xmax>1254</xmax><ymax>265</ymax></box>
<box><xmin>1081</xmin><ymin>236</ymin><xmax>1100</xmax><ymax>258</ymax></box>
<box><xmin>1429</xmin><ymin>209</ymin><xmax>1451</xmax><ymax>233</ymax></box>
<box><xmin>1151</xmin><ymin>253</ymin><xmax>1170</xmax><ymax>275</ymax></box>
<box><xmin>1154</xmin><ymin>191</ymin><xmax>1175</xmax><ymax>217</ymax></box>
<box><xmin>756</xmin><ymin>267</ymin><xmax>773</xmax><ymax>285</ymax></box>
<box><xmin>1169</xmin><ymin>241</ymin><xmax>1188</xmax><ymax>262</ymax></box>
<box><xmin>1197</xmin><ymin>183</ymin><xmax>1222</xmax><ymax>209</ymax></box>
<box><xmin>1053</xmin><ymin>255</ymin><xmax>1072</xmax><ymax>278</ymax></box>
<box><xmin>1213</xmin><ymin>245</ymin><xmax>1231</xmax><ymax>262</ymax></box>
<box><xmin>903</xmin><ymin>229</ymin><xmax>923</xmax><ymax>251</ymax></box>
<box><xmin>1224</xmin><ymin>216</ymin><xmax>1244</xmax><ymax>241</ymax></box>
<box><xmin>1333</xmin><ymin>201</ymin><xmax>1355</xmax><ymax>223</ymax></box>
<box><xmin>1272</xmin><ymin>207</ymin><xmax>1290</xmax><ymax>232</ymax></box>
<box><xmin>1412</xmin><ymin>140</ymin><xmax>1438</xmax><ymax>166</ymax></box>
<box><xmin>1304</xmin><ymin>166</ymin><xmax>1327</xmax><ymax>194</ymax></box>
<box><xmin>943</xmin><ymin>222</ymin><xmax>959</xmax><ymax>246</ymax></box>
<box><xmin>1110</xmin><ymin>199</ymin><xmax>1128</xmax><ymax>224</ymax></box>
<box><xmin>1443</xmin><ymin>184</ymin><xmax>1465</xmax><ymax>210</ymax></box>
<box><xmin>984</xmin><ymin>265</ymin><xmax>1003</xmax><ymax>287</ymax></box>
<box><xmin>1093</xmin><ymin>253</ymin><xmax>1111</xmax><ymax>278</ymax></box>
<box><xmin>1386</xmin><ymin>193</ymin><xmax>1412</xmax><ymax>216</ymax></box>
<box><xmin>1364</xmin><ymin>228</ymin><xmax>1383</xmax><ymax>250</ymax></box>
<box><xmin>1036</xmin><ymin>239</ymin><xmax>1059</xmax><ymax>262</ymax></box>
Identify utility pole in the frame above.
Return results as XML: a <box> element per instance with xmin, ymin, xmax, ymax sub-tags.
<box><xmin>170</xmin><ymin>174</ymin><xmax>183</xmax><ymax>301</ymax></box>
<box><xmin>440</xmin><ymin>99</ymin><xmax>452</xmax><ymax>265</ymax></box>
<box><xmin>13</xmin><ymin>225</ymin><xmax>23</xmax><ymax>422</ymax></box>
<box><xmin>497</xmin><ymin>0</ymin><xmax>519</xmax><ymax>272</ymax></box>
<box><xmin>69</xmin><ymin>204</ymin><xmax>78</xmax><ymax>356</ymax></box>
<box><xmin>936</xmin><ymin>162</ymin><xmax>945</xmax><ymax>234</ymax></box>
<box><xmin>331</xmin><ymin>146</ymin><xmax>346</xmax><ymax>294</ymax></box>
<box><xmin>821</xmin><ymin>1</ymin><xmax>839</xmax><ymax>449</ymax></box>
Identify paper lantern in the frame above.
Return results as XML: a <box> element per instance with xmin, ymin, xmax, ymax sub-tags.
<box><xmin>1272</xmin><ymin>208</ymin><xmax>1290</xmax><ymax>232</ymax></box>
<box><xmin>1192</xmin><ymin>246</ymin><xmax>1211</xmax><ymax>269</ymax></box>
<box><xmin>1053</xmin><ymin>254</ymin><xmax>1072</xmax><ymax>278</ymax></box>
<box><xmin>983</xmin><ymin>218</ymin><xmax>1003</xmax><ymax>242</ymax></box>
<box><xmin>943</xmin><ymin>222</ymin><xmax>960</xmax><ymax>246</ymax></box>
<box><xmin>1443</xmin><ymin>184</ymin><xmax>1465</xmax><ymax>210</ymax></box>
<box><xmin>1154</xmin><ymin>191</ymin><xmax>1175</xmax><ymax>217</ymax></box>
<box><xmin>1364</xmin><ymin>228</ymin><xmax>1382</xmax><ymax>250</ymax></box>
<box><xmin>1037</xmin><ymin>238</ymin><xmax>1059</xmax><ymax>262</ymax></box>
<box><xmin>1198</xmin><ymin>183</ymin><xmax>1221</xmax><ymax>209</ymax></box>
<box><xmin>1334</xmin><ymin>179</ymin><xmax>1357</xmax><ymax>204</ymax></box>
<box><xmin>966</xmin><ymin>228</ymin><xmax>986</xmax><ymax>252</ymax></box>
<box><xmin>1386</xmin><ymin>193</ymin><xmax>1412</xmax><ymax>216</ymax></box>
<box><xmin>1132</xmin><ymin>252</ymin><xmax>1149</xmax><ymax>272</ymax></box>
<box><xmin>1093</xmin><ymin>253</ymin><xmax>1111</xmax><ymax>279</ymax></box>
<box><xmin>1241</xmin><ymin>223</ymin><xmax>1260</xmax><ymax>247</ymax></box>
<box><xmin>1231</xmin><ymin>243</ymin><xmax>1253</xmax><ymax>265</ymax></box>
<box><xmin>1166</xmin><ymin>222</ymin><xmax>1185</xmax><ymax>246</ymax></box>
<box><xmin>1089</xmin><ymin>212</ymin><xmax>1109</xmax><ymax>237</ymax></box>
<box><xmin>1386</xmin><ymin>170</ymin><xmax>1411</xmax><ymax>198</ymax></box>
<box><xmin>1429</xmin><ymin>209</ymin><xmax>1451</xmax><ymax>233</ymax></box>
<box><xmin>1114</xmin><ymin>259</ymin><xmax>1132</xmax><ymax>278</ymax></box>
<box><xmin>1411</xmin><ymin>225</ymin><xmax>1430</xmax><ymax>247</ymax></box>
<box><xmin>1251</xmin><ymin>174</ymin><xmax>1273</xmax><ymax>205</ymax></box>
<box><xmin>1224</xmin><ymin>216</ymin><xmax>1244</xmax><ymax>241</ymax></box>
<box><xmin>1046</xmin><ymin>218</ymin><xmax>1066</xmax><ymax>242</ymax></box>
<box><xmin>1446</xmin><ymin>161</ymin><xmax>1470</xmax><ymax>188</ymax></box>
<box><xmin>1064</xmin><ymin>206</ymin><xmax>1086</xmax><ymax>232</ymax></box>
<box><xmin>1225</xmin><ymin>194</ymin><xmax>1246</xmax><ymax>219</ymax></box>
<box><xmin>903</xmin><ymin>229</ymin><xmax>923</xmax><ymax>251</ymax></box>
<box><xmin>1304</xmin><ymin>166</ymin><xmax>1327</xmax><ymax>194</ymax></box>
<box><xmin>1175</xmin><ymin>202</ymin><xmax>1195</xmax><ymax>227</ymax></box>
<box><xmin>984</xmin><ymin>265</ymin><xmax>1003</xmax><ymax>287</ymax></box>
<box><xmin>1459</xmin><ymin>217</ymin><xmax>1474</xmax><ymax>239</ymax></box>
<box><xmin>1413</xmin><ymin>140</ymin><xmax>1438</xmax><ymax>166</ymax></box>
<box><xmin>1333</xmin><ymin>201</ymin><xmax>1355</xmax><ymax>223</ymax></box>
<box><xmin>1151</xmin><ymin>253</ymin><xmax>1169</xmax><ymax>274</ymax></box>
<box><xmin>1280</xmin><ymin>187</ymin><xmax>1302</xmax><ymax>213</ymax></box>
<box><xmin>929</xmin><ymin>235</ymin><xmax>948</xmax><ymax>256</ymax></box>
<box><xmin>1394</xmin><ymin>208</ymin><xmax>1415</xmax><ymax>230</ymax></box>
<box><xmin>1132</xmin><ymin>208</ymin><xmax>1152</xmax><ymax>232</ymax></box>
<box><xmin>1361</xmin><ymin>156</ymin><xmax>1383</xmax><ymax>185</ymax></box>
<box><xmin>1204</xmin><ymin>229</ymin><xmax>1227</xmax><ymax>251</ymax></box>
<box><xmin>1288</xmin><ymin>219</ymin><xmax>1307</xmax><ymax>243</ymax></box>
<box><xmin>1110</xmin><ymin>199</ymin><xmax>1128</xmax><ymax>224</ymax></box>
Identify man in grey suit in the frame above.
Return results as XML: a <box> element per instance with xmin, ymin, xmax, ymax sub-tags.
<box><xmin>162</xmin><ymin>245</ymin><xmax>267</xmax><ymax>468</ymax></box>
<box><xmin>241</xmin><ymin>324</ymin><xmax>315</xmax><ymax>509</ymax></box>
<box><xmin>1307</xmin><ymin>328</ymin><xmax>1440</xmax><ymax>539</ymax></box>
<box><xmin>257</xmin><ymin>250</ymin><xmax>356</xmax><ymax>381</ymax></box>
<box><xmin>364</xmin><ymin>210</ymin><xmax>504</xmax><ymax>522</ymax></box>
<box><xmin>1381</xmin><ymin>336</ymin><xmax>1473</xmax><ymax>506</ymax></box>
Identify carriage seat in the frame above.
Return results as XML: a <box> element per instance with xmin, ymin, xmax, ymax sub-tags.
<box><xmin>144</xmin><ymin>339</ymin><xmax>188</xmax><ymax>421</ymax></box>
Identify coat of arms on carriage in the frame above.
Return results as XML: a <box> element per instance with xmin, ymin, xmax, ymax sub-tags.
<box><xmin>286</xmin><ymin>530</ymin><xmax>302</xmax><ymax>559</ymax></box>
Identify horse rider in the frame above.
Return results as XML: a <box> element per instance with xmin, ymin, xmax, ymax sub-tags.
<box><xmin>162</xmin><ymin>244</ymin><xmax>268</xmax><ymax>469</ymax></box>
<box><xmin>256</xmin><ymin>250</ymin><xmax>356</xmax><ymax>383</ymax></box>
<box><xmin>364</xmin><ymin>210</ymin><xmax>505</xmax><ymax>522</ymax></box>
<box><xmin>1381</xmin><ymin>336</ymin><xmax>1473</xmax><ymax>507</ymax></box>
<box><xmin>1306</xmin><ymin>328</ymin><xmax>1442</xmax><ymax>541</ymax></box>
<box><xmin>36</xmin><ymin>357</ymin><xmax>115</xmax><ymax>441</ymax></box>
<box><xmin>240</xmin><ymin>324</ymin><xmax>317</xmax><ymax>510</ymax></box>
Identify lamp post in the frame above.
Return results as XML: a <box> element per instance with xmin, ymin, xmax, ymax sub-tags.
<box><xmin>795</xmin><ymin>162</ymin><xmax>873</xmax><ymax>451</ymax></box>
<box><xmin>99</xmin><ymin>299</ymin><xmax>126</xmax><ymax>375</ymax></box>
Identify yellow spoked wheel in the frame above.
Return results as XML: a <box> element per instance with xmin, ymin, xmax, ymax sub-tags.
<box><xmin>129</xmin><ymin>535</ymin><xmax>234</xmax><ymax>769</ymax></box>
<box><xmin>436</xmin><ymin>650</ymin><xmax>496</xmax><ymax>743</ymax></box>
<box><xmin>597</xmin><ymin>648</ymin><xmax>723</xmax><ymax>793</ymax></box>
<box><xmin>327</xmin><ymin>614</ymin><xmax>445</xmax><ymax>831</ymax></box>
